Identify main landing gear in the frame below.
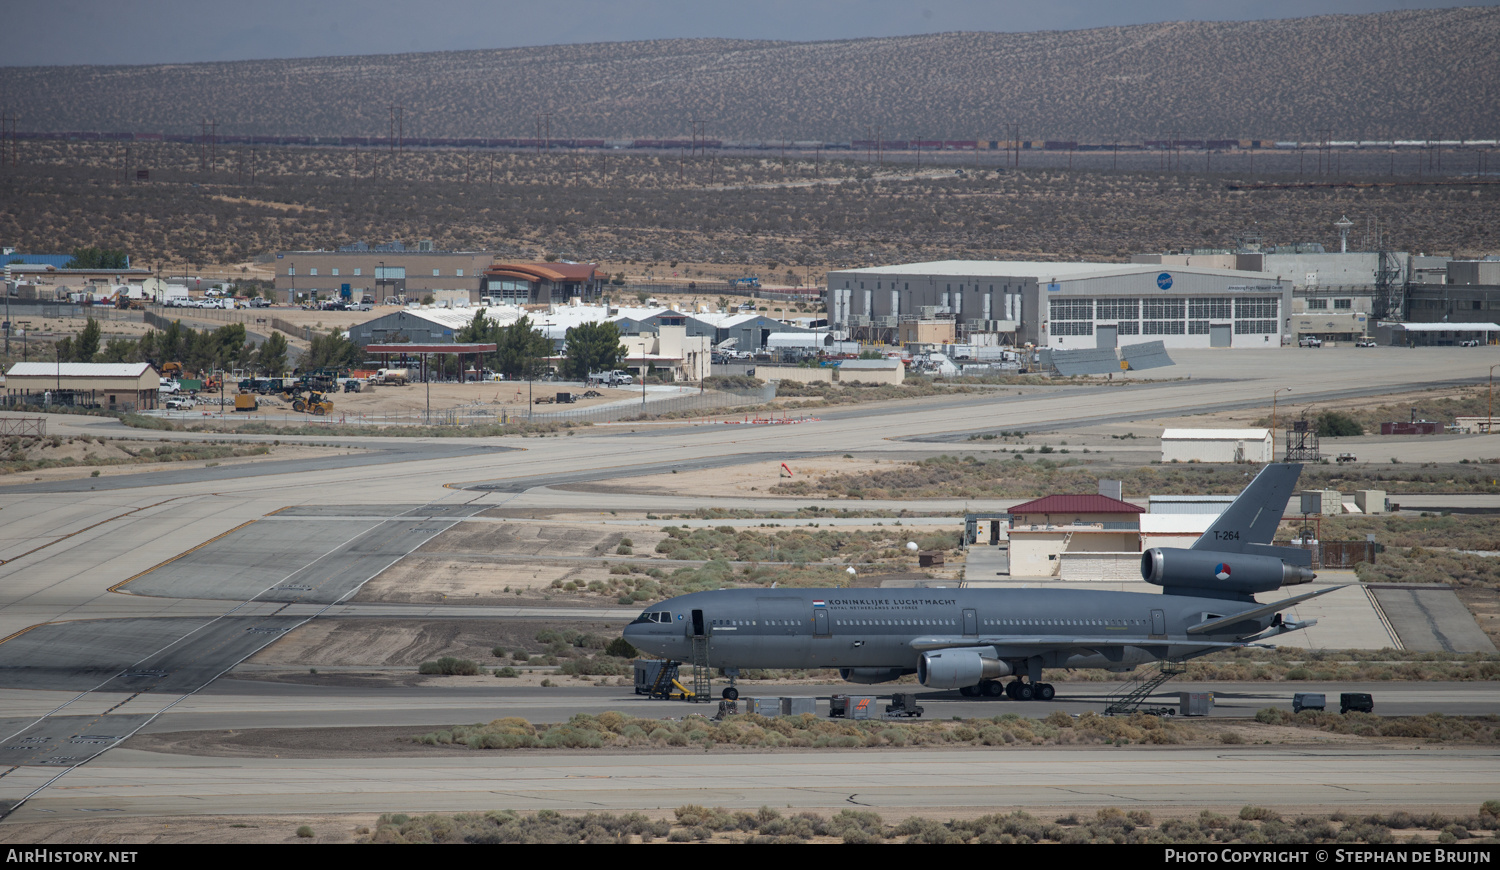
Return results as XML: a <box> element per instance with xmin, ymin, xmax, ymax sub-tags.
<box><xmin>959</xmin><ymin>679</ymin><xmax>1056</xmax><ymax>700</ymax></box>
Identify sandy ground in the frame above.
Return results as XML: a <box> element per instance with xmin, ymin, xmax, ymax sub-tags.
<box><xmin>357</xmin><ymin>555</ymin><xmax>615</xmax><ymax>601</ymax></box>
<box><xmin>243</xmin><ymin>618</ymin><xmax>629</xmax><ymax>669</ymax></box>
<box><xmin>592</xmin><ymin>457</ymin><xmax>896</xmax><ymax>499</ymax></box>
<box><xmin>218</xmin><ymin>380</ymin><xmax>641</xmax><ymax>420</ymax></box>
<box><xmin>354</xmin><ymin>520</ymin><xmax>669</xmax><ymax>603</ymax></box>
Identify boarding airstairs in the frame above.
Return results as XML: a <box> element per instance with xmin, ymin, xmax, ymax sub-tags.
<box><xmin>1103</xmin><ymin>660</ymin><xmax>1187</xmax><ymax>715</ymax></box>
<box><xmin>687</xmin><ymin>636</ymin><xmax>713</xmax><ymax>703</ymax></box>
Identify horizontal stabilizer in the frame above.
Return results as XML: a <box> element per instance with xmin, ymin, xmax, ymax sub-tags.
<box><xmin>1185</xmin><ymin>585</ymin><xmax>1345</xmax><ymax>635</ymax></box>
<box><xmin>1245</xmin><ymin>543</ymin><xmax>1314</xmax><ymax>568</ymax></box>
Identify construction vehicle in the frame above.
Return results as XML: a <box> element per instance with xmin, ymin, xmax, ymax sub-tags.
<box><xmin>286</xmin><ymin>390</ymin><xmax>334</xmax><ymax>415</ymax></box>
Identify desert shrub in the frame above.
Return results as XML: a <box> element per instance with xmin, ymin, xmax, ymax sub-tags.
<box><xmin>418</xmin><ymin>657</ymin><xmax>480</xmax><ymax>676</ymax></box>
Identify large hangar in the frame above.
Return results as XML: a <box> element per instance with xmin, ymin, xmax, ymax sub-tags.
<box><xmin>823</xmin><ymin>260</ymin><xmax>1292</xmax><ymax>349</ymax></box>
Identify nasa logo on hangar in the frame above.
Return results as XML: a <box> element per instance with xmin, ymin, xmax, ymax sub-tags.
<box><xmin>1157</xmin><ymin>272</ymin><xmax>1173</xmax><ymax>290</ymax></box>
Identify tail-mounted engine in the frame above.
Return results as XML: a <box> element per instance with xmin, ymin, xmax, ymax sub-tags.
<box><xmin>1142</xmin><ymin>547</ymin><xmax>1314</xmax><ymax>596</ymax></box>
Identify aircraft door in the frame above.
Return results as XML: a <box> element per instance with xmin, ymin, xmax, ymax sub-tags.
<box><xmin>692</xmin><ymin>609</ymin><xmax>706</xmax><ymax>637</ymax></box>
<box><xmin>1150</xmin><ymin>609</ymin><xmax>1166</xmax><ymax>637</ymax></box>
<box><xmin>813</xmin><ymin>608</ymin><xmax>830</xmax><ymax>638</ymax></box>
<box><xmin>963</xmin><ymin>609</ymin><xmax>978</xmax><ymax>637</ymax></box>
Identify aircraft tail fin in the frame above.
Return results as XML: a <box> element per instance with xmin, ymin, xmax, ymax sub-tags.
<box><xmin>1190</xmin><ymin>463</ymin><xmax>1302</xmax><ymax>553</ymax></box>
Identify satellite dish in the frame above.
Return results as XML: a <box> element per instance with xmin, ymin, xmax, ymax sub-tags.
<box><xmin>906</xmin><ymin>542</ymin><xmax>919</xmax><ymax>552</ymax></box>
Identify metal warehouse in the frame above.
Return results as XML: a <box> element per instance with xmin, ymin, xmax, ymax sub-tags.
<box><xmin>824</xmin><ymin>261</ymin><xmax>1292</xmax><ymax>349</ymax></box>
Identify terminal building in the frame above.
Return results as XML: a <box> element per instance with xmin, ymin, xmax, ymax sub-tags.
<box><xmin>823</xmin><ymin>260</ymin><xmax>1291</xmax><ymax>349</ymax></box>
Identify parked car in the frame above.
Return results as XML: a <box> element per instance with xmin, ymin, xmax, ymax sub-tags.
<box><xmin>1355</xmin><ymin>337</ymin><xmax>1376</xmax><ymax>347</ymax></box>
<box><xmin>1460</xmin><ymin>339</ymin><xmax>1481</xmax><ymax>348</ymax></box>
<box><xmin>1298</xmin><ymin>337</ymin><xmax>1323</xmax><ymax>348</ymax></box>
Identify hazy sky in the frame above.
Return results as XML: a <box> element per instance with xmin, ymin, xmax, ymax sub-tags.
<box><xmin>6</xmin><ymin>0</ymin><xmax>1493</xmax><ymax>67</ymax></box>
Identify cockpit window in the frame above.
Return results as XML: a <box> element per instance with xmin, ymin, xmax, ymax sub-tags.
<box><xmin>631</xmin><ymin>610</ymin><xmax>672</xmax><ymax>625</ymax></box>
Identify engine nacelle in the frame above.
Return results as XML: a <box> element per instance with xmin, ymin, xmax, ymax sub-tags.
<box><xmin>839</xmin><ymin>667</ymin><xmax>913</xmax><ymax>685</ymax></box>
<box><xmin>1142</xmin><ymin>547</ymin><xmax>1315</xmax><ymax>595</ymax></box>
<box><xmin>916</xmin><ymin>649</ymin><xmax>1012</xmax><ymax>689</ymax></box>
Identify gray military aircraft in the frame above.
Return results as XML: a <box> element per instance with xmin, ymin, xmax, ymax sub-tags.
<box><xmin>623</xmin><ymin>463</ymin><xmax>1336</xmax><ymax>701</ymax></box>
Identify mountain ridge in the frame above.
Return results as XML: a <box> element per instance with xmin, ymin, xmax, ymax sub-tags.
<box><xmin>2</xmin><ymin>8</ymin><xmax>1496</xmax><ymax>141</ymax></box>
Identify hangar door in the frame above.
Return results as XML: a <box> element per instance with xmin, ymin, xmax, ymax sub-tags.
<box><xmin>1210</xmin><ymin>324</ymin><xmax>1232</xmax><ymax>347</ymax></box>
<box><xmin>1096</xmin><ymin>325</ymin><xmax>1117</xmax><ymax>349</ymax></box>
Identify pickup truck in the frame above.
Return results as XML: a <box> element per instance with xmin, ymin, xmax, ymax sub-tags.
<box><xmin>588</xmin><ymin>371</ymin><xmax>634</xmax><ymax>386</ymax></box>
<box><xmin>1298</xmin><ymin>337</ymin><xmax>1322</xmax><ymax>348</ymax></box>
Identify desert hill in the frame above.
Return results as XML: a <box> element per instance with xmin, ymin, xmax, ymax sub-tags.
<box><xmin>2</xmin><ymin>8</ymin><xmax>1497</xmax><ymax>142</ymax></box>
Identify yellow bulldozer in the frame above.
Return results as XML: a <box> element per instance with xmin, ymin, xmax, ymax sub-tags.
<box><xmin>285</xmin><ymin>390</ymin><xmax>334</xmax><ymax>415</ymax></box>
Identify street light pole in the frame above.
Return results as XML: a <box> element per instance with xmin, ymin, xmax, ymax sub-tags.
<box><xmin>1271</xmin><ymin>387</ymin><xmax>1292</xmax><ymax>461</ymax></box>
<box><xmin>1489</xmin><ymin>364</ymin><xmax>1499</xmax><ymax>434</ymax></box>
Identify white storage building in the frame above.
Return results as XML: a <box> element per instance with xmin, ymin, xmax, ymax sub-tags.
<box><xmin>1160</xmin><ymin>428</ymin><xmax>1273</xmax><ymax>463</ymax></box>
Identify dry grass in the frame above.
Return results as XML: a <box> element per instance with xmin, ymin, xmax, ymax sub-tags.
<box><xmin>769</xmin><ymin>456</ymin><xmax>1500</xmax><ymax>500</ymax></box>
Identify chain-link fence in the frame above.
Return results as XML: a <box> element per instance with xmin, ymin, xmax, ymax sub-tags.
<box><xmin>538</xmin><ymin>383</ymin><xmax>776</xmax><ymax>424</ymax></box>
<box><xmin>146</xmin><ymin>383</ymin><xmax>777</xmax><ymax>428</ymax></box>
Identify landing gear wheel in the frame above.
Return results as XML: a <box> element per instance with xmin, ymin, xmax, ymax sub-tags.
<box><xmin>1037</xmin><ymin>683</ymin><xmax>1056</xmax><ymax>701</ymax></box>
<box><xmin>1015</xmin><ymin>682</ymin><xmax>1035</xmax><ymax>702</ymax></box>
<box><xmin>959</xmin><ymin>685</ymin><xmax>978</xmax><ymax>697</ymax></box>
<box><xmin>1005</xmin><ymin>680</ymin><xmax>1020</xmax><ymax>700</ymax></box>
<box><xmin>722</xmin><ymin>687</ymin><xmax>738</xmax><ymax>701</ymax></box>
<box><xmin>983</xmin><ymin>680</ymin><xmax>1005</xmax><ymax>698</ymax></box>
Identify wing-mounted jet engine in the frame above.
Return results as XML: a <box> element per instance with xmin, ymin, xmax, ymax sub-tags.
<box><xmin>916</xmin><ymin>649</ymin><xmax>1012</xmax><ymax>689</ymax></box>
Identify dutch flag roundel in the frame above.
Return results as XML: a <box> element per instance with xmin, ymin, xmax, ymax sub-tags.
<box><xmin>1215</xmin><ymin>563</ymin><xmax>1232</xmax><ymax>581</ymax></box>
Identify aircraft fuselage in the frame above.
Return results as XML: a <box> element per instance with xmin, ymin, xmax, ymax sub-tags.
<box><xmin>623</xmin><ymin>585</ymin><xmax>1275</xmax><ymax>675</ymax></box>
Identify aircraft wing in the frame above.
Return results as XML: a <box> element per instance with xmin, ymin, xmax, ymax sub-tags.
<box><xmin>906</xmin><ymin>635</ymin><xmax>1266</xmax><ymax>653</ymax></box>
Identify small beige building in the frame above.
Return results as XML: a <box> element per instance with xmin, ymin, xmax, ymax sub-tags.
<box><xmin>5</xmin><ymin>362</ymin><xmax>160</xmax><ymax>411</ymax></box>
<box><xmin>1161</xmin><ymin>428</ymin><xmax>1272</xmax><ymax>463</ymax></box>
<box><xmin>1007</xmin><ymin>494</ymin><xmax>1144</xmax><ymax>579</ymax></box>
<box><xmin>621</xmin><ymin>323</ymin><xmax>711</xmax><ymax>382</ymax></box>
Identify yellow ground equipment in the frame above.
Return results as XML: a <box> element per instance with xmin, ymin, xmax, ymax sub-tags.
<box><xmin>234</xmin><ymin>392</ymin><xmax>259</xmax><ymax>412</ymax></box>
<box><xmin>288</xmin><ymin>390</ymin><xmax>334</xmax><ymax>415</ymax></box>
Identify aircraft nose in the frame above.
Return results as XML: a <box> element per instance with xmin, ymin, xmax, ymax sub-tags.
<box><xmin>623</xmin><ymin>623</ymin><xmax>653</xmax><ymax>653</ymax></box>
